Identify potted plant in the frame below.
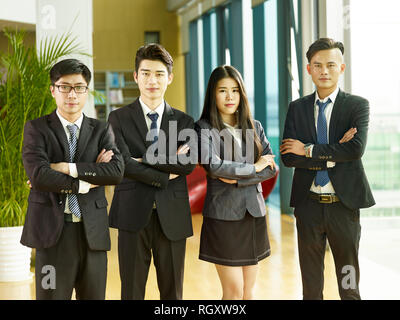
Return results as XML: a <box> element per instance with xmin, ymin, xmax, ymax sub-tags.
<box><xmin>0</xmin><ymin>29</ymin><xmax>88</xmax><ymax>282</ymax></box>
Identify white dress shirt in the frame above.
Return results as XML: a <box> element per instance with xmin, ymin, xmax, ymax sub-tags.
<box><xmin>223</xmin><ymin>122</ymin><xmax>242</xmax><ymax>149</ymax></box>
<box><xmin>56</xmin><ymin>110</ymin><xmax>91</xmax><ymax>221</ymax></box>
<box><xmin>139</xmin><ymin>97</ymin><xmax>165</xmax><ymax>134</ymax></box>
<box><xmin>309</xmin><ymin>86</ymin><xmax>339</xmax><ymax>194</ymax></box>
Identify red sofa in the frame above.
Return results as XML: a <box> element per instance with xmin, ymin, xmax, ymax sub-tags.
<box><xmin>187</xmin><ymin>165</ymin><xmax>279</xmax><ymax>214</ymax></box>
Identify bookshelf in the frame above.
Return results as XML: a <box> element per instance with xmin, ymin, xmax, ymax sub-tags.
<box><xmin>93</xmin><ymin>70</ymin><xmax>139</xmax><ymax>121</ymax></box>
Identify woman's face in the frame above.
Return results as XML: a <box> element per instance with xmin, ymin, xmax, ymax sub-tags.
<box><xmin>215</xmin><ymin>77</ymin><xmax>240</xmax><ymax>121</ymax></box>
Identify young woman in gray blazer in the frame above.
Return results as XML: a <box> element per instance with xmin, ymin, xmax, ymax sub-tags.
<box><xmin>195</xmin><ymin>65</ymin><xmax>277</xmax><ymax>300</ymax></box>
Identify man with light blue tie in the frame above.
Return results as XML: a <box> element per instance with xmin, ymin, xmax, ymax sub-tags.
<box><xmin>280</xmin><ymin>38</ymin><xmax>375</xmax><ymax>300</ymax></box>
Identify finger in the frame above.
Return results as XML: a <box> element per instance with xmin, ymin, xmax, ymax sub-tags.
<box><xmin>103</xmin><ymin>150</ymin><xmax>114</xmax><ymax>157</ymax></box>
<box><xmin>280</xmin><ymin>149</ymin><xmax>291</xmax><ymax>155</ymax></box>
<box><xmin>280</xmin><ymin>145</ymin><xmax>292</xmax><ymax>153</ymax></box>
<box><xmin>178</xmin><ymin>145</ymin><xmax>190</xmax><ymax>154</ymax></box>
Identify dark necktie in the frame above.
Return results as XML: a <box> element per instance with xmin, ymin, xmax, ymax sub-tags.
<box><xmin>147</xmin><ymin>112</ymin><xmax>159</xmax><ymax>143</ymax></box>
<box><xmin>66</xmin><ymin>124</ymin><xmax>81</xmax><ymax>218</ymax></box>
<box><xmin>315</xmin><ymin>99</ymin><xmax>331</xmax><ymax>187</ymax></box>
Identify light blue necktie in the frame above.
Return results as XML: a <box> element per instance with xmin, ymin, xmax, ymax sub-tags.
<box><xmin>66</xmin><ymin>124</ymin><xmax>81</xmax><ymax>218</ymax></box>
<box><xmin>315</xmin><ymin>99</ymin><xmax>331</xmax><ymax>187</ymax></box>
<box><xmin>147</xmin><ymin>112</ymin><xmax>159</xmax><ymax>143</ymax></box>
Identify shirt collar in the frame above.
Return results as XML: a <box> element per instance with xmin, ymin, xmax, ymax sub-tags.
<box><xmin>56</xmin><ymin>109</ymin><xmax>84</xmax><ymax>129</ymax></box>
<box><xmin>139</xmin><ymin>97</ymin><xmax>165</xmax><ymax>118</ymax></box>
<box><xmin>223</xmin><ymin>122</ymin><xmax>239</xmax><ymax>129</ymax></box>
<box><xmin>314</xmin><ymin>86</ymin><xmax>340</xmax><ymax>106</ymax></box>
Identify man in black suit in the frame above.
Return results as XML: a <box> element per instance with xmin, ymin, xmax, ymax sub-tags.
<box><xmin>22</xmin><ymin>59</ymin><xmax>124</xmax><ymax>299</ymax></box>
<box><xmin>108</xmin><ymin>44</ymin><xmax>196</xmax><ymax>300</ymax></box>
<box><xmin>280</xmin><ymin>38</ymin><xmax>375</xmax><ymax>300</ymax></box>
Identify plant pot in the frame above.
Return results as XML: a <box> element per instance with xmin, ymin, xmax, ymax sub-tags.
<box><xmin>0</xmin><ymin>226</ymin><xmax>33</xmax><ymax>282</ymax></box>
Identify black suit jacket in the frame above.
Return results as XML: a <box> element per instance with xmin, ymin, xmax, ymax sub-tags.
<box><xmin>281</xmin><ymin>89</ymin><xmax>375</xmax><ymax>210</ymax></box>
<box><xmin>108</xmin><ymin>99</ymin><xmax>196</xmax><ymax>241</ymax></box>
<box><xmin>21</xmin><ymin>110</ymin><xmax>124</xmax><ymax>250</ymax></box>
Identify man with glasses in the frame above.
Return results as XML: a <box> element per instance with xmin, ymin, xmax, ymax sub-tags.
<box><xmin>21</xmin><ymin>58</ymin><xmax>124</xmax><ymax>299</ymax></box>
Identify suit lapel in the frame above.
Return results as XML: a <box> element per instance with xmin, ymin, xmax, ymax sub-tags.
<box><xmin>48</xmin><ymin>111</ymin><xmax>70</xmax><ymax>162</ymax></box>
<box><xmin>329</xmin><ymin>89</ymin><xmax>346</xmax><ymax>143</ymax></box>
<box><xmin>159</xmin><ymin>101</ymin><xmax>174</xmax><ymax>143</ymax></box>
<box><xmin>129</xmin><ymin>99</ymin><xmax>151</xmax><ymax>148</ymax></box>
<box><xmin>305</xmin><ymin>92</ymin><xmax>317</xmax><ymax>142</ymax></box>
<box><xmin>75</xmin><ymin>115</ymin><xmax>94</xmax><ymax>161</ymax></box>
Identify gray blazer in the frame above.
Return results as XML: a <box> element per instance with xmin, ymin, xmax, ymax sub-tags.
<box><xmin>195</xmin><ymin>119</ymin><xmax>277</xmax><ymax>221</ymax></box>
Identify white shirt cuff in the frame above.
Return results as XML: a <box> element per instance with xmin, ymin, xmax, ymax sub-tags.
<box><xmin>78</xmin><ymin>180</ymin><xmax>91</xmax><ymax>194</ymax></box>
<box><xmin>69</xmin><ymin>163</ymin><xmax>91</xmax><ymax>194</ymax></box>
<box><xmin>327</xmin><ymin>161</ymin><xmax>336</xmax><ymax>168</ymax></box>
<box><xmin>69</xmin><ymin>163</ymin><xmax>78</xmax><ymax>178</ymax></box>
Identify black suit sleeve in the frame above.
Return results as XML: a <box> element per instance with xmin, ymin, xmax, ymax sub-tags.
<box><xmin>141</xmin><ymin>116</ymin><xmax>196</xmax><ymax>176</ymax></box>
<box><xmin>311</xmin><ymin>99</ymin><xmax>370</xmax><ymax>162</ymax></box>
<box><xmin>22</xmin><ymin>120</ymin><xmax>80</xmax><ymax>193</ymax></box>
<box><xmin>237</xmin><ymin>121</ymin><xmax>277</xmax><ymax>187</ymax></box>
<box><xmin>75</xmin><ymin>123</ymin><xmax>124</xmax><ymax>185</ymax></box>
<box><xmin>108</xmin><ymin>110</ymin><xmax>170</xmax><ymax>189</ymax></box>
<box><xmin>281</xmin><ymin>102</ymin><xmax>328</xmax><ymax>170</ymax></box>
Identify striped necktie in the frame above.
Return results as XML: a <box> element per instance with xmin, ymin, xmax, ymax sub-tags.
<box><xmin>314</xmin><ymin>99</ymin><xmax>331</xmax><ymax>187</ymax></box>
<box><xmin>66</xmin><ymin>124</ymin><xmax>81</xmax><ymax>218</ymax></box>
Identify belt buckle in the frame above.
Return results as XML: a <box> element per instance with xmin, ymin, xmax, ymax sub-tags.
<box><xmin>319</xmin><ymin>195</ymin><xmax>333</xmax><ymax>203</ymax></box>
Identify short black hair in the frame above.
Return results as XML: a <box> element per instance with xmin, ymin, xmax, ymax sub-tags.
<box><xmin>50</xmin><ymin>59</ymin><xmax>91</xmax><ymax>85</ymax></box>
<box><xmin>135</xmin><ymin>43</ymin><xmax>173</xmax><ymax>75</ymax></box>
<box><xmin>306</xmin><ymin>38</ymin><xmax>344</xmax><ymax>63</ymax></box>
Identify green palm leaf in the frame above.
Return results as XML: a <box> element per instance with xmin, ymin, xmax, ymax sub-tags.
<box><xmin>0</xmin><ymin>28</ymin><xmax>89</xmax><ymax>227</ymax></box>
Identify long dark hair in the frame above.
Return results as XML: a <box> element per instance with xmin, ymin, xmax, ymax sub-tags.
<box><xmin>200</xmin><ymin>65</ymin><xmax>263</xmax><ymax>162</ymax></box>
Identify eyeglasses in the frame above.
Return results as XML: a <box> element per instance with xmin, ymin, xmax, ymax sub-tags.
<box><xmin>54</xmin><ymin>84</ymin><xmax>89</xmax><ymax>94</ymax></box>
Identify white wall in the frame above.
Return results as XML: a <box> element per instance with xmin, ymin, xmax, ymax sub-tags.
<box><xmin>0</xmin><ymin>0</ymin><xmax>36</xmax><ymax>24</ymax></box>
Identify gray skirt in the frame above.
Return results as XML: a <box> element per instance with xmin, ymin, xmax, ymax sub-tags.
<box><xmin>199</xmin><ymin>212</ymin><xmax>271</xmax><ymax>266</ymax></box>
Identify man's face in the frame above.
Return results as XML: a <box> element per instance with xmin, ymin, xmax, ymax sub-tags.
<box><xmin>307</xmin><ymin>48</ymin><xmax>345</xmax><ymax>92</ymax></box>
<box><xmin>134</xmin><ymin>59</ymin><xmax>173</xmax><ymax>104</ymax></box>
<box><xmin>50</xmin><ymin>73</ymin><xmax>88</xmax><ymax>120</ymax></box>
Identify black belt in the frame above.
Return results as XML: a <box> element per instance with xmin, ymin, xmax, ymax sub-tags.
<box><xmin>309</xmin><ymin>192</ymin><xmax>340</xmax><ymax>204</ymax></box>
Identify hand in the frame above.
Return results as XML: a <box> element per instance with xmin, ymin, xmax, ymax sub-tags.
<box><xmin>219</xmin><ymin>177</ymin><xmax>237</xmax><ymax>184</ymax></box>
<box><xmin>255</xmin><ymin>155</ymin><xmax>276</xmax><ymax>172</ymax></box>
<box><xmin>96</xmin><ymin>149</ymin><xmax>114</xmax><ymax>163</ymax></box>
<box><xmin>26</xmin><ymin>180</ymin><xmax>32</xmax><ymax>189</ymax></box>
<box><xmin>50</xmin><ymin>162</ymin><xmax>70</xmax><ymax>175</ymax></box>
<box><xmin>177</xmin><ymin>144</ymin><xmax>190</xmax><ymax>155</ymax></box>
<box><xmin>280</xmin><ymin>139</ymin><xmax>305</xmax><ymax>156</ymax></box>
<box><xmin>339</xmin><ymin>127</ymin><xmax>357</xmax><ymax>144</ymax></box>
<box><xmin>169</xmin><ymin>173</ymin><xmax>179</xmax><ymax>180</ymax></box>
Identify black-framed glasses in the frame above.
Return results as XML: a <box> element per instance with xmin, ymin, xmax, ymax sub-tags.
<box><xmin>54</xmin><ymin>84</ymin><xmax>89</xmax><ymax>94</ymax></box>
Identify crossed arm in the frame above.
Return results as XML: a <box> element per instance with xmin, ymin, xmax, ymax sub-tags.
<box><xmin>195</xmin><ymin>122</ymin><xmax>277</xmax><ymax>186</ymax></box>
<box><xmin>108</xmin><ymin>111</ymin><xmax>195</xmax><ymax>189</ymax></box>
<box><xmin>23</xmin><ymin>121</ymin><xmax>124</xmax><ymax>193</ymax></box>
<box><xmin>280</xmin><ymin>100</ymin><xmax>369</xmax><ymax>168</ymax></box>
